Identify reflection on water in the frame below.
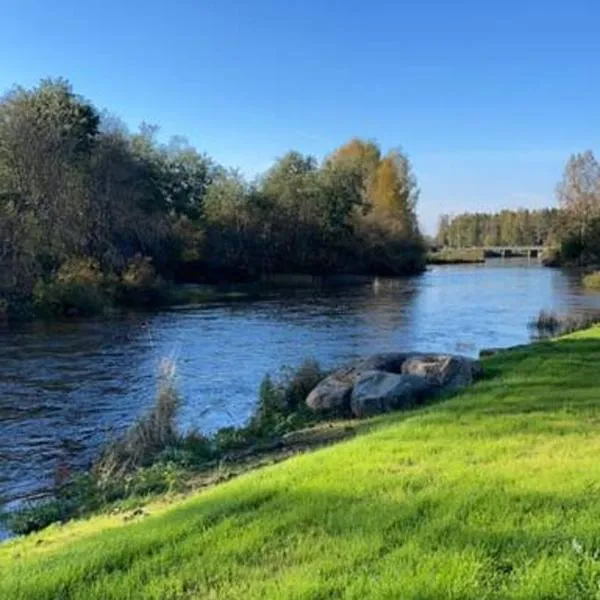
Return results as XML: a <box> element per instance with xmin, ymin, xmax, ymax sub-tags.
<box><xmin>1</xmin><ymin>261</ymin><xmax>600</xmax><ymax>528</ymax></box>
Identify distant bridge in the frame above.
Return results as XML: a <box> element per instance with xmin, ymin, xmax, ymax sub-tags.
<box><xmin>430</xmin><ymin>245</ymin><xmax>546</xmax><ymax>259</ymax></box>
<box><xmin>481</xmin><ymin>246</ymin><xmax>545</xmax><ymax>259</ymax></box>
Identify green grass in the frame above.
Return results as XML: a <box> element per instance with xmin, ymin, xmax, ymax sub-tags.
<box><xmin>3</xmin><ymin>329</ymin><xmax>600</xmax><ymax>599</ymax></box>
<box><xmin>427</xmin><ymin>247</ymin><xmax>485</xmax><ymax>264</ymax></box>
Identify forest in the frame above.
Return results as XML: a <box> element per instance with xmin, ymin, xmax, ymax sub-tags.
<box><xmin>0</xmin><ymin>79</ymin><xmax>424</xmax><ymax>319</ymax></box>
<box><xmin>435</xmin><ymin>208</ymin><xmax>561</xmax><ymax>248</ymax></box>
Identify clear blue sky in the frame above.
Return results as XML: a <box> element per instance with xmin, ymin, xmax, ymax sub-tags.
<box><xmin>2</xmin><ymin>0</ymin><xmax>599</xmax><ymax>233</ymax></box>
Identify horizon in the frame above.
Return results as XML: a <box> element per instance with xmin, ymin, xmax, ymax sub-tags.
<box><xmin>3</xmin><ymin>0</ymin><xmax>598</xmax><ymax>233</ymax></box>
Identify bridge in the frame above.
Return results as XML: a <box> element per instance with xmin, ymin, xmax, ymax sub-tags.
<box><xmin>481</xmin><ymin>246</ymin><xmax>545</xmax><ymax>259</ymax></box>
<box><xmin>429</xmin><ymin>245</ymin><xmax>546</xmax><ymax>260</ymax></box>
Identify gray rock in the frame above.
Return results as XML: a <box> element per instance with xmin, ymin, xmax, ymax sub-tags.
<box><xmin>401</xmin><ymin>354</ymin><xmax>480</xmax><ymax>390</ymax></box>
<box><xmin>305</xmin><ymin>351</ymin><xmax>481</xmax><ymax>417</ymax></box>
<box><xmin>350</xmin><ymin>371</ymin><xmax>434</xmax><ymax>417</ymax></box>
<box><xmin>305</xmin><ymin>367</ymin><xmax>354</xmax><ymax>413</ymax></box>
<box><xmin>354</xmin><ymin>352</ymin><xmax>416</xmax><ymax>374</ymax></box>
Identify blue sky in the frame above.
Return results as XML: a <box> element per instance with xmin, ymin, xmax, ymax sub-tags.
<box><xmin>1</xmin><ymin>0</ymin><xmax>599</xmax><ymax>233</ymax></box>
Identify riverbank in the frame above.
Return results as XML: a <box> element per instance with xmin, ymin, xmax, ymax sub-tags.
<box><xmin>3</xmin><ymin>327</ymin><xmax>600</xmax><ymax>598</ymax></box>
<box><xmin>427</xmin><ymin>247</ymin><xmax>485</xmax><ymax>264</ymax></box>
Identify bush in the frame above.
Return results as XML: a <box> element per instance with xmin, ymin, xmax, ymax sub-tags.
<box><xmin>117</xmin><ymin>255</ymin><xmax>167</xmax><ymax>307</ymax></box>
<box><xmin>583</xmin><ymin>271</ymin><xmax>600</xmax><ymax>290</ymax></box>
<box><xmin>213</xmin><ymin>426</ymin><xmax>255</xmax><ymax>454</ymax></box>
<box><xmin>560</xmin><ymin>235</ymin><xmax>585</xmax><ymax>264</ymax></box>
<box><xmin>32</xmin><ymin>258</ymin><xmax>110</xmax><ymax>317</ymax></box>
<box><xmin>4</xmin><ymin>499</ymin><xmax>66</xmax><ymax>536</ymax></box>
<box><xmin>427</xmin><ymin>248</ymin><xmax>485</xmax><ymax>264</ymax></box>
<box><xmin>158</xmin><ymin>431</ymin><xmax>214</xmax><ymax>467</ymax></box>
<box><xmin>247</xmin><ymin>359</ymin><xmax>326</xmax><ymax>437</ymax></box>
<box><xmin>95</xmin><ymin>359</ymin><xmax>180</xmax><ymax>481</ymax></box>
<box><xmin>356</xmin><ymin>220</ymin><xmax>425</xmax><ymax>275</ymax></box>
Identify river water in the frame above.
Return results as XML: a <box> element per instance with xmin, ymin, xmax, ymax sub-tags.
<box><xmin>1</xmin><ymin>261</ymin><xmax>600</xmax><ymax>534</ymax></box>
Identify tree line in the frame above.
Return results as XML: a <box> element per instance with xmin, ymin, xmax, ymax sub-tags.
<box><xmin>435</xmin><ymin>209</ymin><xmax>561</xmax><ymax>248</ymax></box>
<box><xmin>0</xmin><ymin>79</ymin><xmax>424</xmax><ymax>318</ymax></box>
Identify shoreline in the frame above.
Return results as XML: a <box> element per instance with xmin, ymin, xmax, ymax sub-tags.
<box><xmin>0</xmin><ymin>329</ymin><xmax>566</xmax><ymax>541</ymax></box>
<box><xmin>4</xmin><ymin>326</ymin><xmax>600</xmax><ymax>597</ymax></box>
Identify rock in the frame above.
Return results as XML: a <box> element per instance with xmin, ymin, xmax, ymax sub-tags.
<box><xmin>350</xmin><ymin>371</ymin><xmax>434</xmax><ymax>417</ymax></box>
<box><xmin>401</xmin><ymin>354</ymin><xmax>480</xmax><ymax>391</ymax></box>
<box><xmin>306</xmin><ymin>352</ymin><xmax>481</xmax><ymax>417</ymax></box>
<box><xmin>305</xmin><ymin>367</ymin><xmax>354</xmax><ymax>413</ymax></box>
<box><xmin>354</xmin><ymin>352</ymin><xmax>415</xmax><ymax>374</ymax></box>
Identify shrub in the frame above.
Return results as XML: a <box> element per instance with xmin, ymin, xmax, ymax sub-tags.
<box><xmin>427</xmin><ymin>248</ymin><xmax>485</xmax><ymax>264</ymax></box>
<box><xmin>32</xmin><ymin>258</ymin><xmax>110</xmax><ymax>317</ymax></box>
<box><xmin>4</xmin><ymin>499</ymin><xmax>66</xmax><ymax>536</ymax></box>
<box><xmin>541</xmin><ymin>247</ymin><xmax>561</xmax><ymax>267</ymax></box>
<box><xmin>158</xmin><ymin>431</ymin><xmax>214</xmax><ymax>467</ymax></box>
<box><xmin>95</xmin><ymin>359</ymin><xmax>180</xmax><ymax>481</ymax></box>
<box><xmin>213</xmin><ymin>426</ymin><xmax>254</xmax><ymax>454</ymax></box>
<box><xmin>117</xmin><ymin>255</ymin><xmax>167</xmax><ymax>307</ymax></box>
<box><xmin>560</xmin><ymin>235</ymin><xmax>585</xmax><ymax>264</ymax></box>
<box><xmin>247</xmin><ymin>359</ymin><xmax>326</xmax><ymax>437</ymax></box>
<box><xmin>583</xmin><ymin>271</ymin><xmax>600</xmax><ymax>290</ymax></box>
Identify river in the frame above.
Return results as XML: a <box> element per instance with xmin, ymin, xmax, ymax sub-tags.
<box><xmin>1</xmin><ymin>261</ymin><xmax>600</xmax><ymax>535</ymax></box>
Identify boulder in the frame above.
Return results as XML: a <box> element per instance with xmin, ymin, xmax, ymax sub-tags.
<box><xmin>305</xmin><ymin>352</ymin><xmax>482</xmax><ymax>417</ymax></box>
<box><xmin>305</xmin><ymin>367</ymin><xmax>355</xmax><ymax>413</ymax></box>
<box><xmin>354</xmin><ymin>352</ymin><xmax>415</xmax><ymax>374</ymax></box>
<box><xmin>350</xmin><ymin>371</ymin><xmax>434</xmax><ymax>417</ymax></box>
<box><xmin>401</xmin><ymin>354</ymin><xmax>480</xmax><ymax>391</ymax></box>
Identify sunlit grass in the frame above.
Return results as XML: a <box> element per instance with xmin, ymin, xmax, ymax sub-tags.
<box><xmin>427</xmin><ymin>247</ymin><xmax>485</xmax><ymax>264</ymax></box>
<box><xmin>3</xmin><ymin>328</ymin><xmax>600</xmax><ymax>599</ymax></box>
<box><xmin>583</xmin><ymin>270</ymin><xmax>600</xmax><ymax>291</ymax></box>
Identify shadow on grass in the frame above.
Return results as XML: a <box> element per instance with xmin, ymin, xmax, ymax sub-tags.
<box><xmin>5</xmin><ymin>479</ymin><xmax>600</xmax><ymax>598</ymax></box>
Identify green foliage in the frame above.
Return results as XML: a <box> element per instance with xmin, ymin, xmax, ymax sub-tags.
<box><xmin>95</xmin><ymin>360</ymin><xmax>180</xmax><ymax>481</ymax></box>
<box><xmin>541</xmin><ymin>246</ymin><xmax>562</xmax><ymax>267</ymax></box>
<box><xmin>436</xmin><ymin>208</ymin><xmax>561</xmax><ymax>248</ymax></box>
<box><xmin>212</xmin><ymin>426</ymin><xmax>255</xmax><ymax>454</ymax></box>
<box><xmin>427</xmin><ymin>247</ymin><xmax>485</xmax><ymax>264</ymax></box>
<box><xmin>5</xmin><ymin>330</ymin><xmax>600</xmax><ymax>598</ymax></box>
<box><xmin>32</xmin><ymin>258</ymin><xmax>110</xmax><ymax>317</ymax></box>
<box><xmin>117</xmin><ymin>255</ymin><xmax>167</xmax><ymax>307</ymax></box>
<box><xmin>0</xmin><ymin>79</ymin><xmax>425</xmax><ymax>317</ymax></box>
<box><xmin>356</xmin><ymin>219</ymin><xmax>426</xmax><ymax>275</ymax></box>
<box><xmin>552</xmin><ymin>151</ymin><xmax>600</xmax><ymax>266</ymax></box>
<box><xmin>4</xmin><ymin>500</ymin><xmax>66</xmax><ymax>536</ymax></box>
<box><xmin>583</xmin><ymin>271</ymin><xmax>600</xmax><ymax>290</ymax></box>
<box><xmin>248</xmin><ymin>359</ymin><xmax>326</xmax><ymax>437</ymax></box>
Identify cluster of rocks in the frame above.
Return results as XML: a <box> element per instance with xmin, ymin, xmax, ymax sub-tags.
<box><xmin>305</xmin><ymin>352</ymin><xmax>482</xmax><ymax>418</ymax></box>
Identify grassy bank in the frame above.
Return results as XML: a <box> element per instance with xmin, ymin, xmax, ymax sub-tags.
<box><xmin>583</xmin><ymin>270</ymin><xmax>600</xmax><ymax>290</ymax></box>
<box><xmin>427</xmin><ymin>247</ymin><xmax>485</xmax><ymax>264</ymax></box>
<box><xmin>3</xmin><ymin>329</ymin><xmax>600</xmax><ymax>598</ymax></box>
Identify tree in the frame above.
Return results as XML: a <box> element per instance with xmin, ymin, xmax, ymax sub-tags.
<box><xmin>556</xmin><ymin>151</ymin><xmax>600</xmax><ymax>241</ymax></box>
<box><xmin>328</xmin><ymin>138</ymin><xmax>381</xmax><ymax>183</ymax></box>
<box><xmin>0</xmin><ymin>78</ymin><xmax>100</xmax><ymax>292</ymax></box>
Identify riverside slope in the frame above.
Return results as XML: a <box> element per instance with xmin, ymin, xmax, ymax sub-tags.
<box><xmin>3</xmin><ymin>327</ymin><xmax>600</xmax><ymax>599</ymax></box>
